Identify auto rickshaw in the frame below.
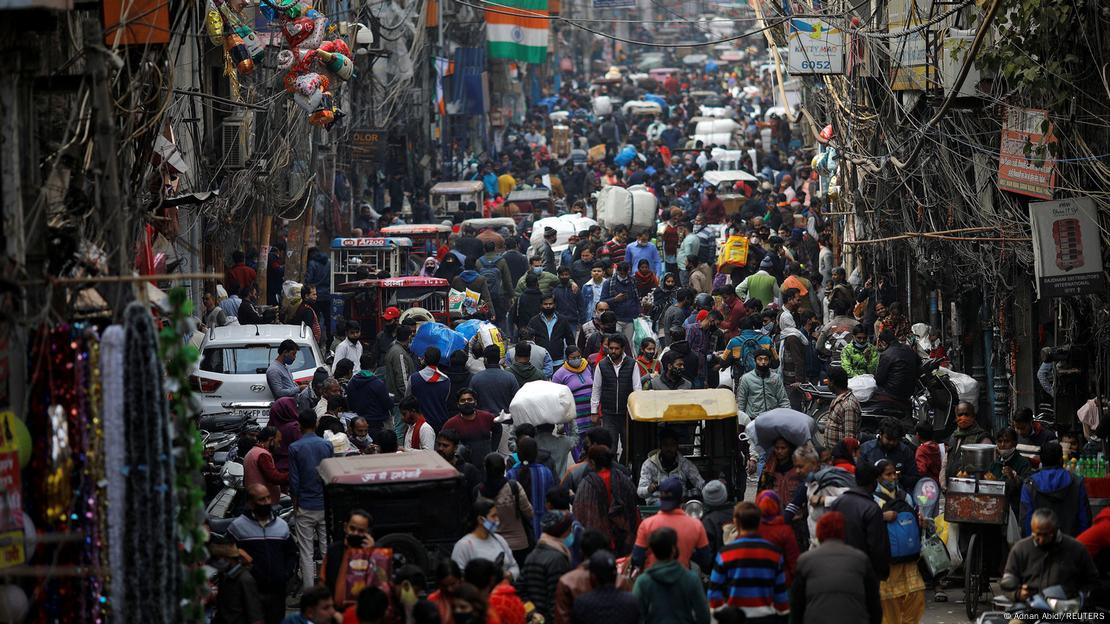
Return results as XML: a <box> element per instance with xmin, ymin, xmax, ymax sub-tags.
<box><xmin>336</xmin><ymin>276</ymin><xmax>450</xmax><ymax>338</ymax></box>
<box><xmin>319</xmin><ymin>452</ymin><xmax>469</xmax><ymax>574</ymax></box>
<box><xmin>329</xmin><ymin>236</ymin><xmax>414</xmax><ymax>292</ymax></box>
<box><xmin>501</xmin><ymin>189</ymin><xmax>554</xmax><ymax>224</ymax></box>
<box><xmin>626</xmin><ymin>389</ymin><xmax>743</xmax><ymax>500</ymax></box>
<box><xmin>430</xmin><ymin>181</ymin><xmax>485</xmax><ymax>221</ymax></box>
<box><xmin>703</xmin><ymin>169</ymin><xmax>759</xmax><ymax>216</ymax></box>
<box><xmin>380</xmin><ymin>223</ymin><xmax>453</xmax><ymax>267</ymax></box>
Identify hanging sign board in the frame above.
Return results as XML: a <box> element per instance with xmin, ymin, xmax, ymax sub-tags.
<box><xmin>1029</xmin><ymin>197</ymin><xmax>1106</xmax><ymax>298</ymax></box>
<box><xmin>0</xmin><ymin>451</ymin><xmax>24</xmax><ymax>568</ymax></box>
<box><xmin>785</xmin><ymin>19</ymin><xmax>845</xmax><ymax>74</ymax></box>
<box><xmin>998</xmin><ymin>107</ymin><xmax>1057</xmax><ymax>200</ymax></box>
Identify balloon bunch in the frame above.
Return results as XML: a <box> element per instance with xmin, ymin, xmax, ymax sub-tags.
<box><xmin>205</xmin><ymin>0</ymin><xmax>264</xmax><ymax>75</ymax></box>
<box><xmin>265</xmin><ymin>0</ymin><xmax>356</xmax><ymax>128</ymax></box>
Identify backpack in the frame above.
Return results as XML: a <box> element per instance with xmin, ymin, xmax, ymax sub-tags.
<box><xmin>696</xmin><ymin>231</ymin><xmax>717</xmax><ymax>265</ymax></box>
<box><xmin>478</xmin><ymin>255</ymin><xmax>504</xmax><ymax>299</ymax></box>
<box><xmin>883</xmin><ymin>496</ymin><xmax>922</xmax><ymax>562</ymax></box>
<box><xmin>1028</xmin><ymin>474</ymin><xmax>1085</xmax><ymax>536</ymax></box>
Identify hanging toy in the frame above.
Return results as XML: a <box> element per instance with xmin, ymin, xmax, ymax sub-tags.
<box><xmin>207</xmin><ymin>0</ymin><xmax>263</xmax><ymax>75</ymax></box>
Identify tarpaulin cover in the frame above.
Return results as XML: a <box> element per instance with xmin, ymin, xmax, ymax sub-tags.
<box><xmin>412</xmin><ymin>322</ymin><xmax>468</xmax><ymax>357</ymax></box>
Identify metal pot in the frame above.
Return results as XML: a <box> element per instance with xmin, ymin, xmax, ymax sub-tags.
<box><xmin>958</xmin><ymin>443</ymin><xmax>997</xmax><ymax>472</ymax></box>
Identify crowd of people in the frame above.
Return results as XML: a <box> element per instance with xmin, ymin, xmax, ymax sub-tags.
<box><xmin>196</xmin><ymin>43</ymin><xmax>1110</xmax><ymax>624</ymax></box>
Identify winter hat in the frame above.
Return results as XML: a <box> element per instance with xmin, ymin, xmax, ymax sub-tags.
<box><xmin>703</xmin><ymin>480</ymin><xmax>728</xmax><ymax>506</ymax></box>
<box><xmin>757</xmin><ymin>490</ymin><xmax>781</xmax><ymax>518</ymax></box>
<box><xmin>696</xmin><ymin>309</ymin><xmax>710</xmax><ymax>322</ymax></box>
<box><xmin>541</xmin><ymin>510</ymin><xmax>574</xmax><ymax>536</ymax></box>
<box><xmin>759</xmin><ymin>256</ymin><xmax>774</xmax><ymax>270</ymax></box>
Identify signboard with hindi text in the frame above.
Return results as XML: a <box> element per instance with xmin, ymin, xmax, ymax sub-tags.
<box><xmin>998</xmin><ymin>107</ymin><xmax>1057</xmax><ymax>200</ymax></box>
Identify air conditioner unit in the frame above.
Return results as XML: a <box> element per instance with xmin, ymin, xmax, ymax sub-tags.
<box><xmin>220</xmin><ymin>113</ymin><xmax>254</xmax><ymax>169</ymax></box>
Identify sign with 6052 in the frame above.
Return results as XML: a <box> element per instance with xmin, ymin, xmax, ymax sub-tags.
<box><xmin>786</xmin><ymin>19</ymin><xmax>845</xmax><ymax>75</ymax></box>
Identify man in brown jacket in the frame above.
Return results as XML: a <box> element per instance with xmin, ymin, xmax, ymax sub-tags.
<box><xmin>553</xmin><ymin>529</ymin><xmax>632</xmax><ymax>624</ymax></box>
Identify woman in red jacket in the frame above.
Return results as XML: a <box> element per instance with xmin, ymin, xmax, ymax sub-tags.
<box><xmin>756</xmin><ymin>490</ymin><xmax>800</xmax><ymax>586</ymax></box>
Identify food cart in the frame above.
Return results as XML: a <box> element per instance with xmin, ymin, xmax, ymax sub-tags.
<box><xmin>336</xmin><ymin>276</ymin><xmax>450</xmax><ymax>337</ymax></box>
<box><xmin>380</xmin><ymin>224</ymin><xmax>453</xmax><ymax>267</ymax></box>
<box><xmin>319</xmin><ymin>452</ymin><xmax>469</xmax><ymax>573</ymax></box>
<box><xmin>626</xmin><ymin>389</ymin><xmax>742</xmax><ymax>497</ymax></box>
<box><xmin>430</xmin><ymin>181</ymin><xmax>485</xmax><ymax>221</ymax></box>
<box><xmin>329</xmin><ymin>237</ymin><xmax>414</xmax><ymax>292</ymax></box>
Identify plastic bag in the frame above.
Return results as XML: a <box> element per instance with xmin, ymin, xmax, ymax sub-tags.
<box><xmin>848</xmin><ymin>374</ymin><xmax>876</xmax><ymax>402</ymax></box>
<box><xmin>717</xmin><ymin>235</ymin><xmax>749</xmax><ymax>270</ymax></box>
<box><xmin>631</xmin><ymin>317</ymin><xmax>655</xmax><ymax>356</ymax></box>
<box><xmin>454</xmin><ymin>319</ymin><xmax>485</xmax><ymax>341</ymax></box>
<box><xmin>509</xmin><ymin>380</ymin><xmax>575</xmax><ymax>425</ymax></box>
<box><xmin>448</xmin><ymin>288</ymin><xmax>480</xmax><ymax>318</ymax></box>
<box><xmin>411</xmin><ymin>322</ymin><xmax>468</xmax><ymax>358</ymax></box>
<box><xmin>941</xmin><ymin>367</ymin><xmax>979</xmax><ymax>403</ymax></box>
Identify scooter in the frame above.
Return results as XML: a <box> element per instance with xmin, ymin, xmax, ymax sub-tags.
<box><xmin>205</xmin><ymin>459</ymin><xmax>293</xmax><ymax>524</ymax></box>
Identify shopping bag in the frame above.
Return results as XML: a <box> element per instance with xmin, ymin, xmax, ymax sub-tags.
<box><xmin>920</xmin><ymin>534</ymin><xmax>951</xmax><ymax>577</ymax></box>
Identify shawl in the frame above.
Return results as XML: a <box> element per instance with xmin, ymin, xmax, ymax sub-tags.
<box><xmin>574</xmin><ymin>468</ymin><xmax>640</xmax><ymax>556</ymax></box>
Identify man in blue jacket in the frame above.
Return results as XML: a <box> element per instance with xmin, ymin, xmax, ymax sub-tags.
<box><xmin>1020</xmin><ymin>440</ymin><xmax>1091</xmax><ymax>537</ymax></box>
<box><xmin>408</xmin><ymin>347</ymin><xmax>453</xmax><ymax>430</ymax></box>
<box><xmin>228</xmin><ymin>483</ymin><xmax>297</xmax><ymax>624</ymax></box>
<box><xmin>601</xmin><ymin>261</ymin><xmax>640</xmax><ymax>344</ymax></box>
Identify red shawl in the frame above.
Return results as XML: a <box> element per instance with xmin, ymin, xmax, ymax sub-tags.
<box><xmin>406</xmin><ymin>414</ymin><xmax>428</xmax><ymax>450</ymax></box>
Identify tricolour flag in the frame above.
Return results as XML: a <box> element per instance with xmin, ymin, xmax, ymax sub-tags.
<box><xmin>485</xmin><ymin>0</ymin><xmax>549</xmax><ymax>64</ymax></box>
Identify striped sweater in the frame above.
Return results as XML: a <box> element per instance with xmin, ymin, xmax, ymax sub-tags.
<box><xmin>706</xmin><ymin>536</ymin><xmax>789</xmax><ymax>621</ymax></box>
<box><xmin>552</xmin><ymin>365</ymin><xmax>594</xmax><ymax>460</ymax></box>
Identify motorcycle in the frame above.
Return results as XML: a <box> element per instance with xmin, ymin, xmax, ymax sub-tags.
<box><xmin>205</xmin><ymin>459</ymin><xmax>293</xmax><ymax>524</ymax></box>
<box><xmin>200</xmin><ymin>411</ymin><xmax>261</xmax><ymax>499</ymax></box>
<box><xmin>857</xmin><ymin>357</ymin><xmax>959</xmax><ymax>437</ymax></box>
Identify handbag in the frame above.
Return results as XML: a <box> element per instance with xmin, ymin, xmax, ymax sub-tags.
<box><xmin>920</xmin><ymin>533</ymin><xmax>951</xmax><ymax>577</ymax></box>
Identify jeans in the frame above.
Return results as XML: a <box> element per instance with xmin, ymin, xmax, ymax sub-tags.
<box><xmin>294</xmin><ymin>508</ymin><xmax>327</xmax><ymax>589</ymax></box>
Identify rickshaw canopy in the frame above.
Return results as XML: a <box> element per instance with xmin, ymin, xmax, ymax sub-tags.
<box><xmin>627</xmin><ymin>389</ymin><xmax>737</xmax><ymax>422</ymax></box>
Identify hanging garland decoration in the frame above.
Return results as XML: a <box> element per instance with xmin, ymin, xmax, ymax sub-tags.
<box><xmin>100</xmin><ymin>325</ymin><xmax>127</xmax><ymax>619</ymax></box>
<box><xmin>158</xmin><ymin>287</ymin><xmax>208</xmax><ymax>623</ymax></box>
<box><xmin>121</xmin><ymin>302</ymin><xmax>177</xmax><ymax>624</ymax></box>
<box><xmin>83</xmin><ymin>329</ymin><xmax>110</xmax><ymax>622</ymax></box>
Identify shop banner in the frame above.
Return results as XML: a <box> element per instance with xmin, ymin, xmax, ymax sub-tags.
<box><xmin>0</xmin><ymin>451</ymin><xmax>23</xmax><ymax>568</ymax></box>
<box><xmin>999</xmin><ymin>107</ymin><xmax>1057</xmax><ymax>200</ymax></box>
<box><xmin>1029</xmin><ymin>197</ymin><xmax>1106</xmax><ymax>298</ymax></box>
<box><xmin>592</xmin><ymin>0</ymin><xmax>634</xmax><ymax>7</ymax></box>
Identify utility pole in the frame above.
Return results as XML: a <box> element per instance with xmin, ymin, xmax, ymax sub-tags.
<box><xmin>88</xmin><ymin>34</ymin><xmax>131</xmax><ymax>311</ymax></box>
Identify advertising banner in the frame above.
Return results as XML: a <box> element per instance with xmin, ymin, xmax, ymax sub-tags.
<box><xmin>785</xmin><ymin>18</ymin><xmax>845</xmax><ymax>74</ymax></box>
<box><xmin>1029</xmin><ymin>197</ymin><xmax>1105</xmax><ymax>298</ymax></box>
<box><xmin>999</xmin><ymin>107</ymin><xmax>1057</xmax><ymax>200</ymax></box>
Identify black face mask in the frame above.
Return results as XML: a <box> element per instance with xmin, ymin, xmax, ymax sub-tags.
<box><xmin>253</xmin><ymin>504</ymin><xmax>273</xmax><ymax>520</ymax></box>
<box><xmin>755</xmin><ymin>364</ymin><xmax>770</xmax><ymax>377</ymax></box>
<box><xmin>346</xmin><ymin>533</ymin><xmax>366</xmax><ymax>548</ymax></box>
<box><xmin>458</xmin><ymin>404</ymin><xmax>476</xmax><ymax>415</ymax></box>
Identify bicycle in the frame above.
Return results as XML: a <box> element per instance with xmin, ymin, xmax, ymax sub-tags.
<box><xmin>946</xmin><ymin>475</ymin><xmax>1008</xmax><ymax>620</ymax></box>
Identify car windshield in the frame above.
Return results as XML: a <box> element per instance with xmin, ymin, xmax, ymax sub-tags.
<box><xmin>199</xmin><ymin>344</ymin><xmax>316</xmax><ymax>375</ymax></box>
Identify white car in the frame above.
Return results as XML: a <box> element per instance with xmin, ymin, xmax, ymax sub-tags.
<box><xmin>190</xmin><ymin>324</ymin><xmax>324</xmax><ymax>426</ymax></box>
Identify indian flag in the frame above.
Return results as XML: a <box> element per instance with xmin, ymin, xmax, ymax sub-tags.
<box><xmin>485</xmin><ymin>0</ymin><xmax>549</xmax><ymax>64</ymax></box>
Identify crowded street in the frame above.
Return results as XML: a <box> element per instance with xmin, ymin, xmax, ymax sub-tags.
<box><xmin>0</xmin><ymin>0</ymin><xmax>1108</xmax><ymax>622</ymax></box>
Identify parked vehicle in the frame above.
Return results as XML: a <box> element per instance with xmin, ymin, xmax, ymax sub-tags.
<box><xmin>380</xmin><ymin>224</ymin><xmax>453</xmax><ymax>269</ymax></box>
<box><xmin>190</xmin><ymin>324</ymin><xmax>324</xmax><ymax>419</ymax></box>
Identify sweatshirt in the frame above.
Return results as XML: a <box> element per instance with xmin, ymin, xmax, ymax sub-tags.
<box><xmin>632</xmin><ymin>559</ymin><xmax>710</xmax><ymax>624</ymax></box>
<box><xmin>408</xmin><ymin>366</ymin><xmax>453</xmax><ymax>431</ymax></box>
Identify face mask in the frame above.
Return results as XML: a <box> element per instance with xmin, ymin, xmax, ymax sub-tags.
<box><xmin>567</xmin><ymin>357</ymin><xmax>583</xmax><ymax>368</ymax></box>
<box><xmin>346</xmin><ymin>533</ymin><xmax>366</xmax><ymax>548</ymax></box>
<box><xmin>453</xmin><ymin>613</ymin><xmax>475</xmax><ymax>624</ymax></box>
<box><xmin>284</xmin><ymin>354</ymin><xmax>296</xmax><ymax>365</ymax></box>
<box><xmin>482</xmin><ymin>517</ymin><xmax>500</xmax><ymax>534</ymax></box>
<box><xmin>253</xmin><ymin>504</ymin><xmax>272</xmax><ymax>520</ymax></box>
<box><xmin>880</xmin><ymin>478</ymin><xmax>897</xmax><ymax>491</ymax></box>
<box><xmin>762</xmin><ymin>323</ymin><xmax>774</xmax><ymax>334</ymax></box>
<box><xmin>999</xmin><ymin>447</ymin><xmax>1016</xmax><ymax>459</ymax></box>
<box><xmin>853</xmin><ymin>340</ymin><xmax>868</xmax><ymax>349</ymax></box>
<box><xmin>459</xmin><ymin>404</ymin><xmax>476</xmax><ymax>415</ymax></box>
<box><xmin>956</xmin><ymin>415</ymin><xmax>976</xmax><ymax>429</ymax></box>
<box><xmin>669</xmin><ymin>368</ymin><xmax>684</xmax><ymax>380</ymax></box>
<box><xmin>532</xmin><ymin>267</ymin><xmax>543</xmax><ymax>274</ymax></box>
<box><xmin>643</xmin><ymin>351</ymin><xmax>656</xmax><ymax>361</ymax></box>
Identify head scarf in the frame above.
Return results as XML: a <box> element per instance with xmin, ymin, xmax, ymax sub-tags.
<box><xmin>778</xmin><ymin>310</ymin><xmax>809</xmax><ymax>346</ymax></box>
<box><xmin>434</xmin><ymin>252</ymin><xmax>463</xmax><ymax>281</ymax></box>
<box><xmin>420</xmin><ymin>257</ymin><xmax>440</xmax><ymax>277</ymax></box>
<box><xmin>757</xmin><ymin>490</ymin><xmax>782</xmax><ymax>520</ymax></box>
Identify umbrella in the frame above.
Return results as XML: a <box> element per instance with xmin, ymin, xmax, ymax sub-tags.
<box><xmin>746</xmin><ymin>407</ymin><xmax>816</xmax><ymax>449</ymax></box>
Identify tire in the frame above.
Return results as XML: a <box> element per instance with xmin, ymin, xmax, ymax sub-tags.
<box><xmin>376</xmin><ymin>533</ymin><xmax>430</xmax><ymax>573</ymax></box>
<box><xmin>964</xmin><ymin>532</ymin><xmax>982</xmax><ymax>621</ymax></box>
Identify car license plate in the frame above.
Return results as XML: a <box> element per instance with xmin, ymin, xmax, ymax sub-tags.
<box><xmin>234</xmin><ymin>408</ymin><xmax>271</xmax><ymax>428</ymax></box>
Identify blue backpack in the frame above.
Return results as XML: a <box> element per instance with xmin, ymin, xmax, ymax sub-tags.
<box><xmin>478</xmin><ymin>255</ymin><xmax>504</xmax><ymax>299</ymax></box>
<box><xmin>883</xmin><ymin>496</ymin><xmax>922</xmax><ymax>562</ymax></box>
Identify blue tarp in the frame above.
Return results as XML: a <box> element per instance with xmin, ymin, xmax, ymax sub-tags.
<box><xmin>411</xmin><ymin>322</ymin><xmax>468</xmax><ymax>358</ymax></box>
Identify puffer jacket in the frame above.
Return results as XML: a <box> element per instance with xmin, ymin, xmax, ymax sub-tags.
<box><xmin>636</xmin><ymin>451</ymin><xmax>705</xmax><ymax>504</ymax></box>
<box><xmin>735</xmin><ymin>369</ymin><xmax>790</xmax><ymax>417</ymax></box>
<box><xmin>518</xmin><ymin>535</ymin><xmax>572</xmax><ymax>621</ymax></box>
